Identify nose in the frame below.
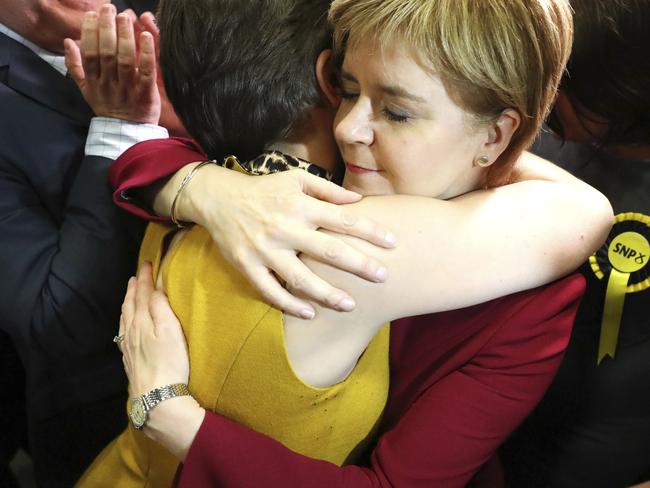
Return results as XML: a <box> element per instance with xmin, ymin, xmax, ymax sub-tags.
<box><xmin>335</xmin><ymin>99</ymin><xmax>374</xmax><ymax>147</ymax></box>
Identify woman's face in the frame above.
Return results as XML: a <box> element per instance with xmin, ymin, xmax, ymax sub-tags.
<box><xmin>334</xmin><ymin>38</ymin><xmax>487</xmax><ymax>199</ymax></box>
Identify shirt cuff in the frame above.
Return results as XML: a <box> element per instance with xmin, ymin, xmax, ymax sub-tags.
<box><xmin>85</xmin><ymin>117</ymin><xmax>169</xmax><ymax>160</ymax></box>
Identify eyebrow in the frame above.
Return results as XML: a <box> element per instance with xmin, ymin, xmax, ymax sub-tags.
<box><xmin>340</xmin><ymin>69</ymin><xmax>427</xmax><ymax>104</ymax></box>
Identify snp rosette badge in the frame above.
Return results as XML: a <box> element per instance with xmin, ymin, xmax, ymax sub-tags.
<box><xmin>589</xmin><ymin>212</ymin><xmax>650</xmax><ymax>364</ymax></box>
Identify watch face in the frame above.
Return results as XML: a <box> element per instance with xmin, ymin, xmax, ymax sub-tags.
<box><xmin>130</xmin><ymin>398</ymin><xmax>147</xmax><ymax>429</ymax></box>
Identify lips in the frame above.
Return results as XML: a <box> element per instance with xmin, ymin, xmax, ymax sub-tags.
<box><xmin>345</xmin><ymin>162</ymin><xmax>381</xmax><ymax>174</ymax></box>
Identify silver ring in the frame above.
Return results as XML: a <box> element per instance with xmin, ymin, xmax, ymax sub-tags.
<box><xmin>113</xmin><ymin>335</ymin><xmax>125</xmax><ymax>345</ymax></box>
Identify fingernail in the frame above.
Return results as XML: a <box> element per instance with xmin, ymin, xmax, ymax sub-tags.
<box><xmin>384</xmin><ymin>231</ymin><xmax>397</xmax><ymax>247</ymax></box>
<box><xmin>375</xmin><ymin>266</ymin><xmax>387</xmax><ymax>282</ymax></box>
<box><xmin>337</xmin><ymin>297</ymin><xmax>355</xmax><ymax>312</ymax></box>
<box><xmin>300</xmin><ymin>308</ymin><xmax>315</xmax><ymax>320</ymax></box>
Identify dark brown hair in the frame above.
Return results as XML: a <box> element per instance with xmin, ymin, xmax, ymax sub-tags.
<box><xmin>549</xmin><ymin>0</ymin><xmax>650</xmax><ymax>145</ymax></box>
<box><xmin>157</xmin><ymin>0</ymin><xmax>332</xmax><ymax>160</ymax></box>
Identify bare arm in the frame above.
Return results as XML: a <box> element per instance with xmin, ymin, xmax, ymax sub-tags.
<box><xmin>300</xmin><ymin>152</ymin><xmax>613</xmax><ymax>324</ymax></box>
<box><xmin>136</xmin><ymin>145</ymin><xmax>611</xmax><ymax>324</ymax></box>
<box><xmin>161</xmin><ymin>150</ymin><xmax>612</xmax><ymax>323</ymax></box>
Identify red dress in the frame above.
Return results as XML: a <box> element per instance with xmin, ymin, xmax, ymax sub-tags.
<box><xmin>110</xmin><ymin>139</ymin><xmax>585</xmax><ymax>487</ymax></box>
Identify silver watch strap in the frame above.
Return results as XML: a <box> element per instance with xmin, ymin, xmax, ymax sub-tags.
<box><xmin>142</xmin><ymin>383</ymin><xmax>190</xmax><ymax>411</ymax></box>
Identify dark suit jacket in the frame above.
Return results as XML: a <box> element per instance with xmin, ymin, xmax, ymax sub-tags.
<box><xmin>0</xmin><ymin>2</ymin><xmax>152</xmax><ymax>427</ymax></box>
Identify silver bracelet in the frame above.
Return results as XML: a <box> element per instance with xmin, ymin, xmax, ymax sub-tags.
<box><xmin>170</xmin><ymin>160</ymin><xmax>215</xmax><ymax>228</ymax></box>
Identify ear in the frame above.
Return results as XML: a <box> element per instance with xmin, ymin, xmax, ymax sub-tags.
<box><xmin>477</xmin><ymin>109</ymin><xmax>521</xmax><ymax>165</ymax></box>
<box><xmin>315</xmin><ymin>49</ymin><xmax>341</xmax><ymax>108</ymax></box>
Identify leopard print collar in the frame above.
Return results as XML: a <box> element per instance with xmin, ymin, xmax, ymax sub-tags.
<box><xmin>216</xmin><ymin>150</ymin><xmax>333</xmax><ymax>181</ymax></box>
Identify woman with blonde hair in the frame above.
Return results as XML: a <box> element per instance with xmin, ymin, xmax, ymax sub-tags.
<box><xmin>73</xmin><ymin>0</ymin><xmax>611</xmax><ymax>486</ymax></box>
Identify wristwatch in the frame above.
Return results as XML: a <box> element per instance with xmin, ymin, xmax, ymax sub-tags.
<box><xmin>130</xmin><ymin>383</ymin><xmax>191</xmax><ymax>430</ymax></box>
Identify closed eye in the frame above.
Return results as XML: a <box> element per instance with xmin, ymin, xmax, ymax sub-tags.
<box><xmin>382</xmin><ymin>107</ymin><xmax>411</xmax><ymax>123</ymax></box>
<box><xmin>340</xmin><ymin>90</ymin><xmax>359</xmax><ymax>100</ymax></box>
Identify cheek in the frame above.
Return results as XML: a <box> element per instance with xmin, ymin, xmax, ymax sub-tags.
<box><xmin>383</xmin><ymin>146</ymin><xmax>426</xmax><ymax>189</ymax></box>
<box><xmin>402</xmin><ymin>139</ymin><xmax>467</xmax><ymax>187</ymax></box>
<box><xmin>379</xmin><ymin>129</ymin><xmax>433</xmax><ymax>174</ymax></box>
<box><xmin>393</xmin><ymin>134</ymin><xmax>441</xmax><ymax>174</ymax></box>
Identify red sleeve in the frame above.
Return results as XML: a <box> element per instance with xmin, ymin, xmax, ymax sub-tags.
<box><xmin>174</xmin><ymin>274</ymin><xmax>585</xmax><ymax>488</ymax></box>
<box><xmin>370</xmin><ymin>274</ymin><xmax>585</xmax><ymax>487</ymax></box>
<box><xmin>176</xmin><ymin>412</ymin><xmax>382</xmax><ymax>487</ymax></box>
<box><xmin>108</xmin><ymin>137</ymin><xmax>207</xmax><ymax>221</ymax></box>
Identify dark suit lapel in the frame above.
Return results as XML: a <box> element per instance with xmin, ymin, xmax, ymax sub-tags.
<box><xmin>0</xmin><ymin>33</ymin><xmax>93</xmax><ymax>124</ymax></box>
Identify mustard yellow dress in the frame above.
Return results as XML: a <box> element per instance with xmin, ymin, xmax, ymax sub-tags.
<box><xmin>77</xmin><ymin>153</ymin><xmax>390</xmax><ymax>487</ymax></box>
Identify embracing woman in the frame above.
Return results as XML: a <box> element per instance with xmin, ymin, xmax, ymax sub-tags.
<box><xmin>69</xmin><ymin>0</ymin><xmax>612</xmax><ymax>486</ymax></box>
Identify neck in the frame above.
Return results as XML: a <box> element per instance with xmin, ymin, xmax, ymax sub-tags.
<box><xmin>267</xmin><ymin>107</ymin><xmax>341</xmax><ymax>174</ymax></box>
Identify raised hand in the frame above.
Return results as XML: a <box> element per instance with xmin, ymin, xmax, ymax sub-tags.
<box><xmin>64</xmin><ymin>4</ymin><xmax>161</xmax><ymax>124</ymax></box>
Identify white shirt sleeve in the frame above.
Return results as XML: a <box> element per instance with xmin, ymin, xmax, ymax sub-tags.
<box><xmin>85</xmin><ymin>117</ymin><xmax>170</xmax><ymax>160</ymax></box>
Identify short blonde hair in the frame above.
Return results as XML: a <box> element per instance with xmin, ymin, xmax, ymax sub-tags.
<box><xmin>329</xmin><ymin>0</ymin><xmax>574</xmax><ymax>186</ymax></box>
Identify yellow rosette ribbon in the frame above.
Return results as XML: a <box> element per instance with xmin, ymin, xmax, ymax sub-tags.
<box><xmin>589</xmin><ymin>212</ymin><xmax>650</xmax><ymax>364</ymax></box>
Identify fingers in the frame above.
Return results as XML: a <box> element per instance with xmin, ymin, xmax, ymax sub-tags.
<box><xmin>122</xmin><ymin>8</ymin><xmax>138</xmax><ymax>24</ymax></box>
<box><xmin>265</xmin><ymin>253</ymin><xmax>357</xmax><ymax>313</ymax></box>
<box><xmin>139</xmin><ymin>12</ymin><xmax>160</xmax><ymax>38</ymax></box>
<box><xmin>311</xmin><ymin>200</ymin><xmax>397</xmax><ymax>249</ymax></box>
<box><xmin>297</xmin><ymin>173</ymin><xmax>397</xmax><ymax>248</ymax></box>
<box><xmin>132</xmin><ymin>262</ymin><xmax>156</xmax><ymax>345</ymax></box>
<box><xmin>135</xmin><ymin>262</ymin><xmax>155</xmax><ymax>312</ymax></box>
<box><xmin>74</xmin><ymin>6</ymin><xmax>161</xmax><ymax>123</ymax></box>
<box><xmin>80</xmin><ymin>11</ymin><xmax>100</xmax><ymax>80</ymax></box>
<box><xmin>84</xmin><ymin>5</ymin><xmax>140</xmax><ymax>94</ymax></box>
<box><xmin>122</xmin><ymin>264</ymin><xmax>190</xmax><ymax>395</ymax></box>
<box><xmin>241</xmin><ymin>264</ymin><xmax>317</xmax><ymax>319</ymax></box>
<box><xmin>137</xmin><ymin>12</ymin><xmax>161</xmax><ymax>71</ymax></box>
<box><xmin>116</xmin><ymin>13</ymin><xmax>136</xmax><ymax>86</ymax></box>
<box><xmin>63</xmin><ymin>39</ymin><xmax>85</xmax><ymax>87</ymax></box>
<box><xmin>293</xmin><ymin>229</ymin><xmax>388</xmax><ymax>283</ymax></box>
<box><xmin>148</xmin><ymin>290</ymin><xmax>191</xmax><ymax>387</ymax></box>
<box><xmin>299</xmin><ymin>172</ymin><xmax>362</xmax><ymax>204</ymax></box>
<box><xmin>148</xmin><ymin>290</ymin><xmax>184</xmax><ymax>341</ymax></box>
<box><xmin>98</xmin><ymin>4</ymin><xmax>118</xmax><ymax>84</ymax></box>
<box><xmin>119</xmin><ymin>276</ymin><xmax>136</xmax><ymax>370</ymax></box>
<box><xmin>137</xmin><ymin>32</ymin><xmax>157</xmax><ymax>93</ymax></box>
<box><xmin>138</xmin><ymin>12</ymin><xmax>160</xmax><ymax>55</ymax></box>
<box><xmin>121</xmin><ymin>276</ymin><xmax>137</xmax><ymax>334</ymax></box>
